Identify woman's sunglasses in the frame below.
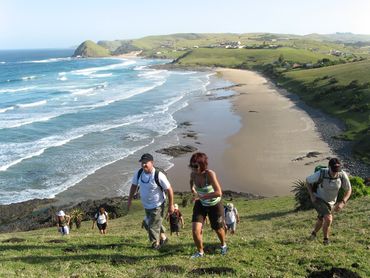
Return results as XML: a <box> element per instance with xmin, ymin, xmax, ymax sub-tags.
<box><xmin>189</xmin><ymin>164</ymin><xmax>199</xmax><ymax>169</ymax></box>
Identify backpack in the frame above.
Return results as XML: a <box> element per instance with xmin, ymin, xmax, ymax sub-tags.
<box><xmin>312</xmin><ymin>165</ymin><xmax>345</xmax><ymax>192</ymax></box>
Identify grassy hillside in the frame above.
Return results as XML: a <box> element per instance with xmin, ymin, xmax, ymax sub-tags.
<box><xmin>0</xmin><ymin>195</ymin><xmax>368</xmax><ymax>277</ymax></box>
<box><xmin>279</xmin><ymin>61</ymin><xmax>370</xmax><ymax>162</ymax></box>
<box><xmin>73</xmin><ymin>40</ymin><xmax>111</xmax><ymax>57</ymax></box>
<box><xmin>174</xmin><ymin>47</ymin><xmax>340</xmax><ymax>68</ymax></box>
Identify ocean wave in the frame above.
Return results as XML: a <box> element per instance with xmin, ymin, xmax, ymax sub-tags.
<box><xmin>0</xmin><ymin>140</ymin><xmax>154</xmax><ymax>204</ymax></box>
<box><xmin>69</xmin><ymin>82</ymin><xmax>107</xmax><ymax>96</ymax></box>
<box><xmin>0</xmin><ymin>106</ymin><xmax>15</xmax><ymax>113</ymax></box>
<box><xmin>21</xmin><ymin>75</ymin><xmax>37</xmax><ymax>81</ymax></box>
<box><xmin>20</xmin><ymin>57</ymin><xmax>73</xmax><ymax>64</ymax></box>
<box><xmin>58</xmin><ymin>76</ymin><xmax>68</xmax><ymax>81</ymax></box>
<box><xmin>0</xmin><ymin>86</ymin><xmax>36</xmax><ymax>93</ymax></box>
<box><xmin>89</xmin><ymin>73</ymin><xmax>113</xmax><ymax>78</ymax></box>
<box><xmin>0</xmin><ymin>114</ymin><xmax>145</xmax><ymax>172</ymax></box>
<box><xmin>70</xmin><ymin>60</ymin><xmax>136</xmax><ymax>76</ymax></box>
<box><xmin>17</xmin><ymin>100</ymin><xmax>47</xmax><ymax>108</ymax></box>
<box><xmin>0</xmin><ymin>61</ymin><xmax>6</xmax><ymax>64</ymax></box>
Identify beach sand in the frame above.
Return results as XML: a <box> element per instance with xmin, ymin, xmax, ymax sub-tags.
<box><xmin>218</xmin><ymin>68</ymin><xmax>333</xmax><ymax>196</ymax></box>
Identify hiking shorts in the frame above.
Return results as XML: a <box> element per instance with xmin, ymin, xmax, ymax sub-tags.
<box><xmin>97</xmin><ymin>222</ymin><xmax>107</xmax><ymax>231</ymax></box>
<box><xmin>313</xmin><ymin>197</ymin><xmax>332</xmax><ymax>219</ymax></box>
<box><xmin>192</xmin><ymin>200</ymin><xmax>224</xmax><ymax>230</ymax></box>
<box><xmin>170</xmin><ymin>223</ymin><xmax>180</xmax><ymax>233</ymax></box>
<box><xmin>59</xmin><ymin>225</ymin><xmax>69</xmax><ymax>235</ymax></box>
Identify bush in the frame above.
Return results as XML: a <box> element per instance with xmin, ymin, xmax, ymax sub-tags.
<box><xmin>292</xmin><ymin>176</ymin><xmax>369</xmax><ymax>211</ymax></box>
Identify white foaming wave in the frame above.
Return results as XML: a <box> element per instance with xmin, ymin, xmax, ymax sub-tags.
<box><xmin>70</xmin><ymin>60</ymin><xmax>136</xmax><ymax>76</ymax></box>
<box><xmin>134</xmin><ymin>65</ymin><xmax>147</xmax><ymax>71</ymax></box>
<box><xmin>153</xmin><ymin>95</ymin><xmax>185</xmax><ymax>114</ymax></box>
<box><xmin>17</xmin><ymin>100</ymin><xmax>47</xmax><ymax>108</ymax></box>
<box><xmin>0</xmin><ymin>115</ymin><xmax>56</xmax><ymax>129</ymax></box>
<box><xmin>0</xmin><ymin>61</ymin><xmax>5</xmax><ymax>64</ymax></box>
<box><xmin>0</xmin><ymin>115</ymin><xmax>145</xmax><ymax>172</ymax></box>
<box><xmin>138</xmin><ymin>69</ymin><xmax>168</xmax><ymax>78</ymax></box>
<box><xmin>0</xmin><ymin>138</ymin><xmax>155</xmax><ymax>204</ymax></box>
<box><xmin>21</xmin><ymin>75</ymin><xmax>36</xmax><ymax>81</ymax></box>
<box><xmin>58</xmin><ymin>76</ymin><xmax>68</xmax><ymax>81</ymax></box>
<box><xmin>0</xmin><ymin>106</ymin><xmax>15</xmax><ymax>113</ymax></box>
<box><xmin>68</xmin><ymin>82</ymin><xmax>107</xmax><ymax>95</ymax></box>
<box><xmin>169</xmin><ymin>71</ymin><xmax>197</xmax><ymax>75</ymax></box>
<box><xmin>90</xmin><ymin>73</ymin><xmax>113</xmax><ymax>78</ymax></box>
<box><xmin>23</xmin><ymin>57</ymin><xmax>73</xmax><ymax>64</ymax></box>
<box><xmin>0</xmin><ymin>86</ymin><xmax>36</xmax><ymax>93</ymax></box>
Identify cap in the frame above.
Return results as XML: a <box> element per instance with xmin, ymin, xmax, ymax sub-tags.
<box><xmin>139</xmin><ymin>153</ymin><xmax>154</xmax><ymax>163</ymax></box>
<box><xmin>227</xmin><ymin>203</ymin><xmax>234</xmax><ymax>210</ymax></box>
<box><xmin>57</xmin><ymin>210</ymin><xmax>65</xmax><ymax>217</ymax></box>
<box><xmin>174</xmin><ymin>204</ymin><xmax>179</xmax><ymax>209</ymax></box>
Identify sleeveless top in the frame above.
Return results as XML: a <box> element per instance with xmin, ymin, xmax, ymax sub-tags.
<box><xmin>58</xmin><ymin>216</ymin><xmax>67</xmax><ymax>226</ymax></box>
<box><xmin>195</xmin><ymin>171</ymin><xmax>221</xmax><ymax>207</ymax></box>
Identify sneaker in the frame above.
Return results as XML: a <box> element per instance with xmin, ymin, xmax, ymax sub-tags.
<box><xmin>159</xmin><ymin>237</ymin><xmax>168</xmax><ymax>247</ymax></box>
<box><xmin>220</xmin><ymin>245</ymin><xmax>228</xmax><ymax>255</ymax></box>
<box><xmin>191</xmin><ymin>252</ymin><xmax>204</xmax><ymax>259</ymax></box>
<box><xmin>309</xmin><ymin>232</ymin><xmax>317</xmax><ymax>241</ymax></box>
<box><xmin>151</xmin><ymin>242</ymin><xmax>160</xmax><ymax>250</ymax></box>
<box><xmin>323</xmin><ymin>238</ymin><xmax>330</xmax><ymax>245</ymax></box>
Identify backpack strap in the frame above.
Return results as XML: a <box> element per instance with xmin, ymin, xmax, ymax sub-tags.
<box><xmin>137</xmin><ymin>168</ymin><xmax>164</xmax><ymax>192</ymax></box>
<box><xmin>318</xmin><ymin>169</ymin><xmax>325</xmax><ymax>188</ymax></box>
<box><xmin>154</xmin><ymin>169</ymin><xmax>164</xmax><ymax>192</ymax></box>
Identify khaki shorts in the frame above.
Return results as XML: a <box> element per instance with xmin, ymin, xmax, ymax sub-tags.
<box><xmin>313</xmin><ymin>197</ymin><xmax>332</xmax><ymax>219</ymax></box>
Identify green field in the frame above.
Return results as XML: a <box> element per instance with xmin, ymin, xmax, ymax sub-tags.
<box><xmin>0</xmin><ymin>195</ymin><xmax>369</xmax><ymax>277</ymax></box>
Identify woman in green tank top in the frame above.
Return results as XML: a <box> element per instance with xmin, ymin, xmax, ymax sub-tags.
<box><xmin>189</xmin><ymin>152</ymin><xmax>227</xmax><ymax>259</ymax></box>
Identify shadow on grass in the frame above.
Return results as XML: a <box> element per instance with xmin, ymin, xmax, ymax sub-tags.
<box><xmin>242</xmin><ymin>209</ymin><xmax>294</xmax><ymax>221</ymax></box>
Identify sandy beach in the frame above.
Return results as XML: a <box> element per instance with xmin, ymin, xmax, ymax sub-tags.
<box><xmin>217</xmin><ymin>68</ymin><xmax>333</xmax><ymax>196</ymax></box>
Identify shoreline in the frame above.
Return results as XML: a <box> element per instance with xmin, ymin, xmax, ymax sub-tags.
<box><xmin>4</xmin><ymin>67</ymin><xmax>368</xmax><ymax>206</ymax></box>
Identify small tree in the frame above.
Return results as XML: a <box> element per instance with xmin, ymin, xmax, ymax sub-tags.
<box><xmin>70</xmin><ymin>208</ymin><xmax>84</xmax><ymax>229</ymax></box>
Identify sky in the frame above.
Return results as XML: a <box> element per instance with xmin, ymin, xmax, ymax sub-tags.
<box><xmin>1</xmin><ymin>0</ymin><xmax>370</xmax><ymax>49</ymax></box>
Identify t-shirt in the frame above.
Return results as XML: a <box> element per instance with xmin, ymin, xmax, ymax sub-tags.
<box><xmin>131</xmin><ymin>167</ymin><xmax>171</xmax><ymax>209</ymax></box>
<box><xmin>95</xmin><ymin>212</ymin><xmax>108</xmax><ymax>224</ymax></box>
<box><xmin>225</xmin><ymin>208</ymin><xmax>238</xmax><ymax>224</ymax></box>
<box><xmin>306</xmin><ymin>169</ymin><xmax>351</xmax><ymax>206</ymax></box>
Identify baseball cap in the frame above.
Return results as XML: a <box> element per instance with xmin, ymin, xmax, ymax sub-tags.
<box><xmin>57</xmin><ymin>210</ymin><xmax>65</xmax><ymax>217</ymax></box>
<box><xmin>139</xmin><ymin>153</ymin><xmax>154</xmax><ymax>163</ymax></box>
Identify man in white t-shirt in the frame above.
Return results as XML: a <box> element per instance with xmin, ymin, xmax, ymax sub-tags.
<box><xmin>128</xmin><ymin>153</ymin><xmax>174</xmax><ymax>249</ymax></box>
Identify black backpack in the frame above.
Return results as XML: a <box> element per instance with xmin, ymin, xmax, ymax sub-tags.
<box><xmin>312</xmin><ymin>167</ymin><xmax>345</xmax><ymax>192</ymax></box>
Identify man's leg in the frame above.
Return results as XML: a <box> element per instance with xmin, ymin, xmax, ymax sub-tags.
<box><xmin>322</xmin><ymin>213</ymin><xmax>333</xmax><ymax>244</ymax></box>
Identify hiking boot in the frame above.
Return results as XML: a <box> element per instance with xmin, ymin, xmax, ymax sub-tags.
<box><xmin>191</xmin><ymin>252</ymin><xmax>204</xmax><ymax>259</ymax></box>
<box><xmin>323</xmin><ymin>238</ymin><xmax>330</xmax><ymax>245</ymax></box>
<box><xmin>220</xmin><ymin>245</ymin><xmax>228</xmax><ymax>255</ymax></box>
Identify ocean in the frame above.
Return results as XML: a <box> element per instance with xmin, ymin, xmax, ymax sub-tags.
<box><xmin>0</xmin><ymin>49</ymin><xmax>231</xmax><ymax>204</ymax></box>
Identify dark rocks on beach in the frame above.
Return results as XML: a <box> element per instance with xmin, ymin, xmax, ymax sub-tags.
<box><xmin>178</xmin><ymin>121</ymin><xmax>192</xmax><ymax>128</ymax></box>
<box><xmin>156</xmin><ymin>145</ymin><xmax>198</xmax><ymax>157</ymax></box>
<box><xmin>0</xmin><ymin>196</ymin><xmax>128</xmax><ymax>233</ymax></box>
<box><xmin>182</xmin><ymin>132</ymin><xmax>198</xmax><ymax>139</ymax></box>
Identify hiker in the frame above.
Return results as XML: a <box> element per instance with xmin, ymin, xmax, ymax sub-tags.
<box><xmin>306</xmin><ymin>157</ymin><xmax>352</xmax><ymax>245</ymax></box>
<box><xmin>189</xmin><ymin>152</ymin><xmax>227</xmax><ymax>258</ymax></box>
<box><xmin>92</xmin><ymin>207</ymin><xmax>109</xmax><ymax>235</ymax></box>
<box><xmin>56</xmin><ymin>210</ymin><xmax>71</xmax><ymax>235</ymax></box>
<box><xmin>224</xmin><ymin>203</ymin><xmax>240</xmax><ymax>235</ymax></box>
<box><xmin>128</xmin><ymin>153</ymin><xmax>174</xmax><ymax>250</ymax></box>
<box><xmin>166</xmin><ymin>203</ymin><xmax>185</xmax><ymax>236</ymax></box>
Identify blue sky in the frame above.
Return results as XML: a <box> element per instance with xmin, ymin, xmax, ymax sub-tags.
<box><xmin>1</xmin><ymin>0</ymin><xmax>370</xmax><ymax>49</ymax></box>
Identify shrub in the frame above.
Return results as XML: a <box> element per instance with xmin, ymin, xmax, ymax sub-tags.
<box><xmin>292</xmin><ymin>176</ymin><xmax>369</xmax><ymax>211</ymax></box>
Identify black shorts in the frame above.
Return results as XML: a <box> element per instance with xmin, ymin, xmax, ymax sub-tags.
<box><xmin>97</xmin><ymin>222</ymin><xmax>107</xmax><ymax>230</ymax></box>
<box><xmin>192</xmin><ymin>200</ymin><xmax>224</xmax><ymax>230</ymax></box>
<box><xmin>170</xmin><ymin>223</ymin><xmax>180</xmax><ymax>232</ymax></box>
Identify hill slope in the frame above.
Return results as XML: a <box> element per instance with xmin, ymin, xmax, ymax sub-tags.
<box><xmin>0</xmin><ymin>195</ymin><xmax>368</xmax><ymax>277</ymax></box>
<box><xmin>73</xmin><ymin>40</ymin><xmax>111</xmax><ymax>57</ymax></box>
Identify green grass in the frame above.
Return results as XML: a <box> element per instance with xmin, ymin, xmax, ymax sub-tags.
<box><xmin>175</xmin><ymin>47</ymin><xmax>339</xmax><ymax>68</ymax></box>
<box><xmin>1</xmin><ymin>195</ymin><xmax>369</xmax><ymax>277</ymax></box>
